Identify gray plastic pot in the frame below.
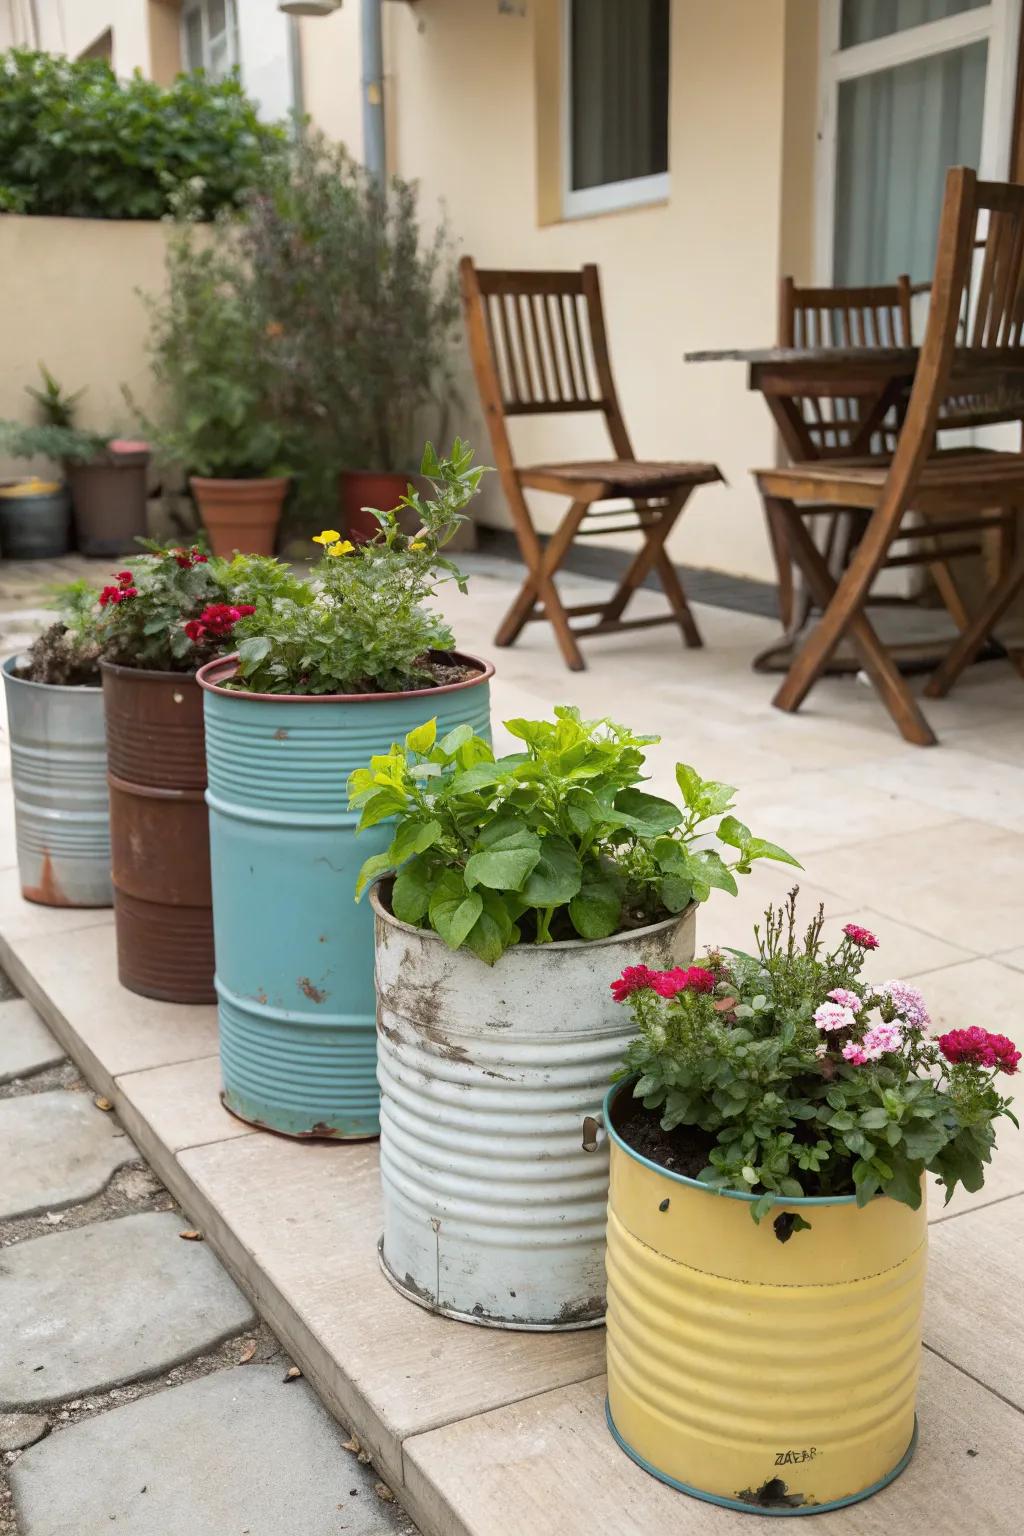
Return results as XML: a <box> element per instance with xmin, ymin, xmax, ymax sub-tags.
<box><xmin>0</xmin><ymin>483</ymin><xmax>72</xmax><ymax>559</ymax></box>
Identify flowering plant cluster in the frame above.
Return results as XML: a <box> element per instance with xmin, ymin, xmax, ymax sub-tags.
<box><xmin>349</xmin><ymin>706</ymin><xmax>799</xmax><ymax>964</ymax></box>
<box><xmin>231</xmin><ymin>440</ymin><xmax>483</xmax><ymax>696</ymax></box>
<box><xmin>86</xmin><ymin>544</ymin><xmax>304</xmax><ymax>673</ymax></box>
<box><xmin>615</xmin><ymin>893</ymin><xmax>1018</xmax><ymax>1223</ymax></box>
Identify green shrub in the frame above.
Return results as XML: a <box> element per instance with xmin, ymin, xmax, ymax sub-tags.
<box><xmin>0</xmin><ymin>50</ymin><xmax>284</xmax><ymax>221</ymax></box>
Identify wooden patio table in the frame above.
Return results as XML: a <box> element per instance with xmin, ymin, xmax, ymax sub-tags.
<box><xmin>685</xmin><ymin>344</ymin><xmax>1024</xmax><ymax>670</ymax></box>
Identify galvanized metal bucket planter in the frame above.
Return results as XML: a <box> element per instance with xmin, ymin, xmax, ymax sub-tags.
<box><xmin>101</xmin><ymin>661</ymin><xmax>214</xmax><ymax>1003</ymax></box>
<box><xmin>603</xmin><ymin>1078</ymin><xmax>926</xmax><ymax>1515</ymax></box>
<box><xmin>371</xmin><ymin>895</ymin><xmax>696</xmax><ymax>1329</ymax></box>
<box><xmin>2</xmin><ymin>657</ymin><xmax>112</xmax><ymax>907</ymax></box>
<box><xmin>197</xmin><ymin>653</ymin><xmax>493</xmax><ymax>1140</ymax></box>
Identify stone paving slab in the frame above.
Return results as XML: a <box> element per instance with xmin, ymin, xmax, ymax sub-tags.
<box><xmin>0</xmin><ymin>1211</ymin><xmax>255</xmax><ymax>1409</ymax></box>
<box><xmin>0</xmin><ymin>999</ymin><xmax>62</xmax><ymax>1083</ymax></box>
<box><xmin>0</xmin><ymin>923</ymin><xmax>218</xmax><ymax>1099</ymax></box>
<box><xmin>0</xmin><ymin>1089</ymin><xmax>138</xmax><ymax>1219</ymax></box>
<box><xmin>925</xmin><ymin>1194</ymin><xmax>1024</xmax><ymax>1411</ymax></box>
<box><xmin>403</xmin><ymin>1351</ymin><xmax>1024</xmax><ymax>1536</ymax></box>
<box><xmin>0</xmin><ymin>867</ymin><xmax>113</xmax><ymax>945</ymax></box>
<box><xmin>10</xmin><ymin>1365</ymin><xmax>414</xmax><ymax>1536</ymax></box>
<box><xmin>174</xmin><ymin>1133</ymin><xmax>605</xmax><ymax>1492</ymax></box>
<box><xmin>115</xmin><ymin>1056</ymin><xmax>254</xmax><ymax>1154</ymax></box>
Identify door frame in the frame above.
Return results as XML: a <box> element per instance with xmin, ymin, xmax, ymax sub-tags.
<box><xmin>814</xmin><ymin>0</ymin><xmax>1024</xmax><ymax>282</ymax></box>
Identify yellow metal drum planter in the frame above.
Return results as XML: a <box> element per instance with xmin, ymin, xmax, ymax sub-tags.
<box><xmin>604</xmin><ymin>1079</ymin><xmax>927</xmax><ymax>1515</ymax></box>
<box><xmin>372</xmin><ymin>895</ymin><xmax>697</xmax><ymax>1329</ymax></box>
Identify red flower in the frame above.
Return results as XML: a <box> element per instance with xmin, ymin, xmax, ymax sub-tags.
<box><xmin>938</xmin><ymin>1027</ymin><xmax>1020</xmax><ymax>1075</ymax></box>
<box><xmin>115</xmin><ymin>570</ymin><xmax>134</xmax><ymax>586</ymax></box>
<box><xmin>610</xmin><ymin>965</ymin><xmax>657</xmax><ymax>1003</ymax></box>
<box><xmin>843</xmin><ymin>923</ymin><xmax>879</xmax><ymax>951</ymax></box>
<box><xmin>99</xmin><ymin>584</ymin><xmax>135</xmax><ymax>607</ymax></box>
<box><xmin>649</xmin><ymin>965</ymin><xmax>717</xmax><ymax>998</ymax></box>
<box><xmin>172</xmin><ymin>546</ymin><xmax>209</xmax><ymax>569</ymax></box>
<box><xmin>184</xmin><ymin>603</ymin><xmax>256</xmax><ymax>646</ymax></box>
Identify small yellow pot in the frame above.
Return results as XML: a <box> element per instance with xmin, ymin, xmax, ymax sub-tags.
<box><xmin>604</xmin><ymin>1081</ymin><xmax>927</xmax><ymax>1515</ymax></box>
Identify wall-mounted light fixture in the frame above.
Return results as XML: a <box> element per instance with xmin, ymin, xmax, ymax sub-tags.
<box><xmin>277</xmin><ymin>1</ymin><xmax>342</xmax><ymax>16</ymax></box>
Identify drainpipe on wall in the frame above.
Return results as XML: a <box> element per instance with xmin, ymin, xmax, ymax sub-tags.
<box><xmin>361</xmin><ymin>0</ymin><xmax>386</xmax><ymax>186</ymax></box>
<box><xmin>286</xmin><ymin>14</ymin><xmax>306</xmax><ymax>128</ymax></box>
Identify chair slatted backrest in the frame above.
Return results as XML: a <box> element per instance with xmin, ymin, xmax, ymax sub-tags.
<box><xmin>778</xmin><ymin>275</ymin><xmax>913</xmax><ymax>458</ymax></box>
<box><xmin>460</xmin><ymin>259</ymin><xmax>634</xmax><ymax>473</ymax></box>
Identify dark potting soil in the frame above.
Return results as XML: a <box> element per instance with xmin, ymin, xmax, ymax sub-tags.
<box><xmin>413</xmin><ymin>651</ymin><xmax>481</xmax><ymax>689</ymax></box>
<box><xmin>614</xmin><ymin>1097</ymin><xmax>717</xmax><ymax>1180</ymax></box>
<box><xmin>13</xmin><ymin>623</ymin><xmax>101</xmax><ymax>688</ymax></box>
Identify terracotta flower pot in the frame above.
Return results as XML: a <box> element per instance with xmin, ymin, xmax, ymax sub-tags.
<box><xmin>190</xmin><ymin>476</ymin><xmax>289</xmax><ymax>558</ymax></box>
<box><xmin>339</xmin><ymin>470</ymin><xmax>408</xmax><ymax>543</ymax></box>
<box><xmin>101</xmin><ymin>661</ymin><xmax>214</xmax><ymax>1004</ymax></box>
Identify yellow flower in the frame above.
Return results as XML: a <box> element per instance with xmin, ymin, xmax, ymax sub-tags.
<box><xmin>312</xmin><ymin>529</ymin><xmax>341</xmax><ymax>546</ymax></box>
<box><xmin>409</xmin><ymin>540</ymin><xmax>427</xmax><ymax>552</ymax></box>
<box><xmin>327</xmin><ymin>540</ymin><xmax>355</xmax><ymax>557</ymax></box>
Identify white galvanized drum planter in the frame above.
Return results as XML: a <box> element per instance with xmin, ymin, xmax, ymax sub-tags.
<box><xmin>371</xmin><ymin>886</ymin><xmax>696</xmax><ymax>1330</ymax></box>
<box><xmin>2</xmin><ymin>657</ymin><xmax>112</xmax><ymax>907</ymax></box>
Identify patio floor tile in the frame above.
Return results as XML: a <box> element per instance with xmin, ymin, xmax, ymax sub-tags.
<box><xmin>925</xmin><ymin>1194</ymin><xmax>1024</xmax><ymax>1412</ymax></box>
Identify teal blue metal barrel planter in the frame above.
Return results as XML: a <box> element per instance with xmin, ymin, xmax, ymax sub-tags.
<box><xmin>196</xmin><ymin>653</ymin><xmax>493</xmax><ymax>1139</ymax></box>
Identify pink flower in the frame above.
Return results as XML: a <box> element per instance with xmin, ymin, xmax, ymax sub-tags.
<box><xmin>843</xmin><ymin>923</ymin><xmax>879</xmax><ymax>951</ymax></box>
<box><xmin>814</xmin><ymin>1000</ymin><xmax>857</xmax><ymax>1033</ymax></box>
<box><xmin>938</xmin><ymin>1027</ymin><xmax>1021</xmax><ymax>1075</ymax></box>
<box><xmin>842</xmin><ymin>1041</ymin><xmax>868</xmax><ymax>1066</ymax></box>
<box><xmin>828</xmin><ymin>987</ymin><xmax>861</xmax><ymax>1011</ymax></box>
<box><xmin>859</xmin><ymin>1022</ymin><xmax>904</xmax><ymax>1061</ymax></box>
<box><xmin>874</xmin><ymin>981</ymin><xmax>930</xmax><ymax>1029</ymax></box>
<box><xmin>610</xmin><ymin>965</ymin><xmax>657</xmax><ymax>1004</ymax></box>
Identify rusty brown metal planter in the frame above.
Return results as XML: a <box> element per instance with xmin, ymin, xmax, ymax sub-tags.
<box><xmin>101</xmin><ymin>661</ymin><xmax>214</xmax><ymax>1003</ymax></box>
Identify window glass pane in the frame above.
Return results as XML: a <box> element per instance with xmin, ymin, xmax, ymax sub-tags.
<box><xmin>184</xmin><ymin>9</ymin><xmax>204</xmax><ymax>72</ymax></box>
<box><xmin>208</xmin><ymin>0</ymin><xmax>228</xmax><ymax>40</ymax></box>
<box><xmin>570</xmin><ymin>0</ymin><xmax>669</xmax><ymax>192</ymax></box>
<box><xmin>834</xmin><ymin>39</ymin><xmax>986</xmax><ymax>285</ymax></box>
<box><xmin>207</xmin><ymin>35</ymin><xmax>230</xmax><ymax>81</ymax></box>
<box><xmin>840</xmin><ymin>0</ymin><xmax>987</xmax><ymax>49</ymax></box>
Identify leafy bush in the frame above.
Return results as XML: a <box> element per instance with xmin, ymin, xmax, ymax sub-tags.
<box><xmin>84</xmin><ymin>543</ymin><xmax>306</xmax><ymax>673</ymax></box>
<box><xmin>0</xmin><ymin>50</ymin><xmax>284</xmax><ymax>220</ymax></box>
<box><xmin>233</xmin><ymin>440</ymin><xmax>482</xmax><ymax>694</ymax></box>
<box><xmin>136</xmin><ymin>218</ymin><xmax>299</xmax><ymax>480</ymax></box>
<box><xmin>240</xmin><ymin>131</ymin><xmax>461</xmax><ymax>478</ymax></box>
<box><xmin>615</xmin><ymin>894</ymin><xmax>1019</xmax><ymax>1223</ymax></box>
<box><xmin>0</xmin><ymin>421</ymin><xmax>110</xmax><ymax>465</ymax></box>
<box><xmin>349</xmin><ymin>707</ymin><xmax>799</xmax><ymax>963</ymax></box>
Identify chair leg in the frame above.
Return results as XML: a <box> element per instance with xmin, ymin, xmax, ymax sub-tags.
<box><xmin>600</xmin><ymin>491</ymin><xmax>700</xmax><ymax>644</ymax></box>
<box><xmin>924</xmin><ymin>543</ymin><xmax>1024</xmax><ymax>698</ymax></box>
<box><xmin>770</xmin><ymin>499</ymin><xmax>938</xmax><ymax>746</ymax></box>
<box><xmin>764</xmin><ymin>498</ymin><xmax>795</xmax><ymax>628</ymax></box>
<box><xmin>495</xmin><ymin>499</ymin><xmax>591</xmax><ymax>669</ymax></box>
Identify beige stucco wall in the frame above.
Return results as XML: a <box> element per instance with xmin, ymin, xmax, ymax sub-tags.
<box><xmin>6</xmin><ymin>0</ymin><xmax>180</xmax><ymax>79</ymax></box>
<box><xmin>0</xmin><ymin>215</ymin><xmax>170</xmax><ymax>474</ymax></box>
<box><xmin>300</xmin><ymin>0</ymin><xmax>818</xmax><ymax>583</ymax></box>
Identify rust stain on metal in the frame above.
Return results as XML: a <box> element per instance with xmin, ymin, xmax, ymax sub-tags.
<box><xmin>272</xmin><ymin>727</ymin><xmax>289</xmax><ymax>741</ymax></box>
<box><xmin>556</xmin><ymin>1293</ymin><xmax>605</xmax><ymax>1327</ymax></box>
<box><xmin>308</xmin><ymin>1121</ymin><xmax>340</xmax><ymax>1137</ymax></box>
<box><xmin>21</xmin><ymin>851</ymin><xmax>72</xmax><ymax>907</ymax></box>
<box><xmin>736</xmin><ymin>1478</ymin><xmax>807</xmax><ymax>1511</ymax></box>
<box><xmin>298</xmin><ymin>976</ymin><xmax>327</xmax><ymax>1003</ymax></box>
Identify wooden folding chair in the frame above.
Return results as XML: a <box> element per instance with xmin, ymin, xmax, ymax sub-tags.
<box><xmin>772</xmin><ymin>274</ymin><xmax>976</xmax><ymax>640</ymax></box>
<box><xmin>754</xmin><ymin>167</ymin><xmax>1024</xmax><ymax>746</ymax></box>
<box><xmin>459</xmin><ymin>258</ymin><xmax>722</xmax><ymax>670</ymax></box>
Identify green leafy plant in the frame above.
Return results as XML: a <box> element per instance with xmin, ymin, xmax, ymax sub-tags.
<box><xmin>232</xmin><ymin>439</ymin><xmax>483</xmax><ymax>695</ymax></box>
<box><xmin>87</xmin><ymin>543</ymin><xmax>306</xmax><ymax>673</ymax></box>
<box><xmin>240</xmin><ymin>131</ymin><xmax>461</xmax><ymax>481</ymax></box>
<box><xmin>615</xmin><ymin>894</ymin><xmax>1019</xmax><ymax>1224</ymax></box>
<box><xmin>0</xmin><ymin>50</ymin><xmax>284</xmax><ymax>220</ymax></box>
<box><xmin>349</xmin><ymin>706</ymin><xmax>800</xmax><ymax>964</ymax></box>
<box><xmin>25</xmin><ymin>365</ymin><xmax>84</xmax><ymax>429</ymax></box>
<box><xmin>15</xmin><ymin>581</ymin><xmax>103</xmax><ymax>686</ymax></box>
<box><xmin>0</xmin><ymin>421</ymin><xmax>109</xmax><ymax>465</ymax></box>
<box><xmin>135</xmin><ymin>217</ymin><xmax>299</xmax><ymax>480</ymax></box>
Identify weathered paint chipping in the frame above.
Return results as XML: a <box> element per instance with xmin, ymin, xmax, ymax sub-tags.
<box><xmin>373</xmin><ymin>893</ymin><xmax>697</xmax><ymax>1329</ymax></box>
<box><xmin>604</xmin><ymin>1080</ymin><xmax>927</xmax><ymax>1510</ymax></box>
<box><xmin>3</xmin><ymin>659</ymin><xmax>112</xmax><ymax>909</ymax></box>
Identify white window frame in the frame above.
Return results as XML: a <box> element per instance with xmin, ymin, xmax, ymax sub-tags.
<box><xmin>560</xmin><ymin>0</ymin><xmax>670</xmax><ymax>221</ymax></box>
<box><xmin>814</xmin><ymin>0</ymin><xmax>1023</xmax><ymax>282</ymax></box>
<box><xmin>181</xmin><ymin>0</ymin><xmax>240</xmax><ymax>81</ymax></box>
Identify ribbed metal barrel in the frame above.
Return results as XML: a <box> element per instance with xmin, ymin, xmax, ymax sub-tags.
<box><xmin>198</xmin><ymin>654</ymin><xmax>493</xmax><ymax>1140</ymax></box>
<box><xmin>373</xmin><ymin>898</ymin><xmax>696</xmax><ymax>1329</ymax></box>
<box><xmin>2</xmin><ymin>658</ymin><xmax>112</xmax><ymax>907</ymax></box>
<box><xmin>604</xmin><ymin>1080</ymin><xmax>927</xmax><ymax>1514</ymax></box>
<box><xmin>101</xmin><ymin>662</ymin><xmax>214</xmax><ymax>1003</ymax></box>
